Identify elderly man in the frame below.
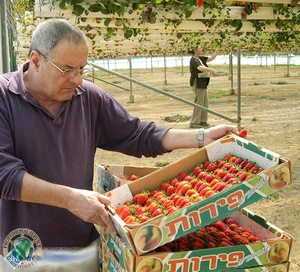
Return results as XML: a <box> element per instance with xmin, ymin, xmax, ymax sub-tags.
<box><xmin>0</xmin><ymin>19</ymin><xmax>235</xmax><ymax>271</ymax></box>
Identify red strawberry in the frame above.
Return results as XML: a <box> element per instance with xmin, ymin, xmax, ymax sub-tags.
<box><xmin>133</xmin><ymin>193</ymin><xmax>148</xmax><ymax>206</ymax></box>
<box><xmin>239</xmin><ymin>129</ymin><xmax>248</xmax><ymax>138</ymax></box>
<box><xmin>166</xmin><ymin>185</ymin><xmax>176</xmax><ymax>196</ymax></box>
<box><xmin>116</xmin><ymin>206</ymin><xmax>130</xmax><ymax>220</ymax></box>
<box><xmin>177</xmin><ymin>172</ymin><xmax>188</xmax><ymax>181</ymax></box>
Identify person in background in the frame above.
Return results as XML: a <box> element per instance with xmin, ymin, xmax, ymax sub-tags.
<box><xmin>189</xmin><ymin>47</ymin><xmax>217</xmax><ymax>128</ymax></box>
<box><xmin>0</xmin><ymin>19</ymin><xmax>235</xmax><ymax>271</ymax></box>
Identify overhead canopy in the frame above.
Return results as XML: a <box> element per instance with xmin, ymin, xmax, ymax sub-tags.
<box><xmin>19</xmin><ymin>1</ymin><xmax>300</xmax><ymax>57</ymax></box>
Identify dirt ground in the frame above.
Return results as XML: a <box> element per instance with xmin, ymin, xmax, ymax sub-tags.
<box><xmin>92</xmin><ymin>63</ymin><xmax>300</xmax><ymax>271</ymax></box>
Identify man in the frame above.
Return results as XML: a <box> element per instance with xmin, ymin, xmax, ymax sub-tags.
<box><xmin>189</xmin><ymin>47</ymin><xmax>217</xmax><ymax>128</ymax></box>
<box><xmin>0</xmin><ymin>19</ymin><xmax>235</xmax><ymax>270</ymax></box>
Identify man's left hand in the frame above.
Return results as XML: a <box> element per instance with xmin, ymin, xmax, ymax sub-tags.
<box><xmin>204</xmin><ymin>125</ymin><xmax>237</xmax><ymax>145</ymax></box>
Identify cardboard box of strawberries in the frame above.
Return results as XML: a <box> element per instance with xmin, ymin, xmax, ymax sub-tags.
<box><xmin>104</xmin><ymin>134</ymin><xmax>291</xmax><ymax>256</ymax></box>
<box><xmin>100</xmin><ymin>209</ymin><xmax>292</xmax><ymax>272</ymax></box>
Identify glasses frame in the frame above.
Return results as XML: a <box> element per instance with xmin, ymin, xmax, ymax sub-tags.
<box><xmin>36</xmin><ymin>50</ymin><xmax>88</xmax><ymax>77</ymax></box>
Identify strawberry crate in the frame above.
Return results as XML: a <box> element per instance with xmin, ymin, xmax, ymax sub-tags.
<box><xmin>101</xmin><ymin>209</ymin><xmax>293</xmax><ymax>272</ymax></box>
<box><xmin>106</xmin><ymin>134</ymin><xmax>291</xmax><ymax>255</ymax></box>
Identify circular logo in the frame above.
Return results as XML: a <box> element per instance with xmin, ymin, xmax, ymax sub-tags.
<box><xmin>134</xmin><ymin>225</ymin><xmax>162</xmax><ymax>253</ymax></box>
<box><xmin>3</xmin><ymin>228</ymin><xmax>43</xmax><ymax>269</ymax></box>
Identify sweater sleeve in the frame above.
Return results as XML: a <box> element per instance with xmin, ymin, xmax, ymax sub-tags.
<box><xmin>95</xmin><ymin>91</ymin><xmax>170</xmax><ymax>158</ymax></box>
<box><xmin>0</xmin><ymin>85</ymin><xmax>26</xmax><ymax>201</ymax></box>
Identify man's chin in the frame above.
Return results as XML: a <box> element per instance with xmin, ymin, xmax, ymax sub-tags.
<box><xmin>61</xmin><ymin>89</ymin><xmax>76</xmax><ymax>100</ymax></box>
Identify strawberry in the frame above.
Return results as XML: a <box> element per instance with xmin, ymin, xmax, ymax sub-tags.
<box><xmin>166</xmin><ymin>185</ymin><xmax>175</xmax><ymax>196</ymax></box>
<box><xmin>159</xmin><ymin>182</ymin><xmax>170</xmax><ymax>191</ymax></box>
<box><xmin>177</xmin><ymin>172</ymin><xmax>188</xmax><ymax>181</ymax></box>
<box><xmin>124</xmin><ymin>215</ymin><xmax>137</xmax><ymax>224</ymax></box>
<box><xmin>185</xmin><ymin>189</ymin><xmax>198</xmax><ymax>197</ymax></box>
<box><xmin>151</xmin><ymin>208</ymin><xmax>163</xmax><ymax>217</ymax></box>
<box><xmin>204</xmin><ymin>190</ymin><xmax>215</xmax><ymax>198</ymax></box>
<box><xmin>239</xmin><ymin>129</ymin><xmax>248</xmax><ymax>138</ymax></box>
<box><xmin>189</xmin><ymin>193</ymin><xmax>201</xmax><ymax>202</ymax></box>
<box><xmin>138</xmin><ymin>214</ymin><xmax>150</xmax><ymax>223</ymax></box>
<box><xmin>133</xmin><ymin>193</ymin><xmax>148</xmax><ymax>206</ymax></box>
<box><xmin>192</xmin><ymin>166</ymin><xmax>202</xmax><ymax>176</ymax></box>
<box><xmin>196</xmin><ymin>0</ymin><xmax>204</xmax><ymax>7</ymax></box>
<box><xmin>167</xmin><ymin>206</ymin><xmax>177</xmax><ymax>215</ymax></box>
<box><xmin>170</xmin><ymin>178</ymin><xmax>179</xmax><ymax>187</ymax></box>
<box><xmin>116</xmin><ymin>206</ymin><xmax>130</xmax><ymax>220</ymax></box>
<box><xmin>213</xmin><ymin>220</ymin><xmax>227</xmax><ymax>231</ymax></box>
<box><xmin>184</xmin><ymin>175</ymin><xmax>193</xmax><ymax>181</ymax></box>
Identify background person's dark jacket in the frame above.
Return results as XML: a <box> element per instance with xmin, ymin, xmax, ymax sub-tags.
<box><xmin>189</xmin><ymin>56</ymin><xmax>210</xmax><ymax>89</ymax></box>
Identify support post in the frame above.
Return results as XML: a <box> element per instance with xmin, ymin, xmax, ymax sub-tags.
<box><xmin>181</xmin><ymin>54</ymin><xmax>184</xmax><ymax>75</ymax></box>
<box><xmin>229</xmin><ymin>52</ymin><xmax>235</xmax><ymax>95</ymax></box>
<box><xmin>150</xmin><ymin>55</ymin><xmax>153</xmax><ymax>73</ymax></box>
<box><xmin>286</xmin><ymin>54</ymin><xmax>290</xmax><ymax>77</ymax></box>
<box><xmin>237</xmin><ymin>49</ymin><xmax>241</xmax><ymax>130</ymax></box>
<box><xmin>163</xmin><ymin>54</ymin><xmax>167</xmax><ymax>85</ymax></box>
<box><xmin>128</xmin><ymin>56</ymin><xmax>134</xmax><ymax>103</ymax></box>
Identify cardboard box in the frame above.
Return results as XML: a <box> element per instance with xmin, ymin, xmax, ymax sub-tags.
<box><xmin>95</xmin><ymin>164</ymin><xmax>158</xmax><ymax>194</ymax></box>
<box><xmin>107</xmin><ymin>134</ymin><xmax>292</xmax><ymax>255</ymax></box>
<box><xmin>101</xmin><ymin>209</ymin><xmax>293</xmax><ymax>272</ymax></box>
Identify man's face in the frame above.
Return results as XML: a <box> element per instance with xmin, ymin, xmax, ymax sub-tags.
<box><xmin>35</xmin><ymin>40</ymin><xmax>88</xmax><ymax>102</ymax></box>
<box><xmin>196</xmin><ymin>47</ymin><xmax>204</xmax><ymax>56</ymax></box>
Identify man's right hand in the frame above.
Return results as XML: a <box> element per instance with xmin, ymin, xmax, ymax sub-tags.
<box><xmin>209</xmin><ymin>68</ymin><xmax>218</xmax><ymax>76</ymax></box>
<box><xmin>67</xmin><ymin>188</ymin><xmax>115</xmax><ymax>233</ymax></box>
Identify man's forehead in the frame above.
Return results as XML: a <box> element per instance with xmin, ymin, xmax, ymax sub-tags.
<box><xmin>50</xmin><ymin>40</ymin><xmax>88</xmax><ymax>64</ymax></box>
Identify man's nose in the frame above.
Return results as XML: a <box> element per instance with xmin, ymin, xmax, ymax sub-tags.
<box><xmin>70</xmin><ymin>72</ymin><xmax>83</xmax><ymax>86</ymax></box>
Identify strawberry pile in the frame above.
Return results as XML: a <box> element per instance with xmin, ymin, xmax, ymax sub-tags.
<box><xmin>115</xmin><ymin>154</ymin><xmax>263</xmax><ymax>224</ymax></box>
<box><xmin>155</xmin><ymin>218</ymin><xmax>260</xmax><ymax>252</ymax></box>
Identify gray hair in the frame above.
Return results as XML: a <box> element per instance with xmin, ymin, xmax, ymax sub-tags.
<box><xmin>29</xmin><ymin>19</ymin><xmax>87</xmax><ymax>56</ymax></box>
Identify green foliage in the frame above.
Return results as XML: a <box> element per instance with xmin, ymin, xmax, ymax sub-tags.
<box><xmin>12</xmin><ymin>0</ymin><xmax>34</xmax><ymax>18</ymax></box>
<box><xmin>17</xmin><ymin>0</ymin><xmax>300</xmax><ymax>56</ymax></box>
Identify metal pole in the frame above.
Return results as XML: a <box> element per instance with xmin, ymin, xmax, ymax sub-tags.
<box><xmin>229</xmin><ymin>52</ymin><xmax>234</xmax><ymax>95</ymax></box>
<box><xmin>107</xmin><ymin>59</ymin><xmax>110</xmax><ymax>70</ymax></box>
<box><xmin>274</xmin><ymin>54</ymin><xmax>276</xmax><ymax>71</ymax></box>
<box><xmin>150</xmin><ymin>55</ymin><xmax>153</xmax><ymax>72</ymax></box>
<box><xmin>229</xmin><ymin>52</ymin><xmax>235</xmax><ymax>95</ymax></box>
<box><xmin>0</xmin><ymin>0</ymin><xmax>9</xmax><ymax>73</ymax></box>
<box><xmin>128</xmin><ymin>56</ymin><xmax>134</xmax><ymax>103</ymax></box>
<box><xmin>181</xmin><ymin>54</ymin><xmax>184</xmax><ymax>75</ymax></box>
<box><xmin>88</xmin><ymin>62</ymin><xmax>238</xmax><ymax>123</ymax></box>
<box><xmin>92</xmin><ymin>63</ymin><xmax>95</xmax><ymax>83</ymax></box>
<box><xmin>237</xmin><ymin>49</ymin><xmax>241</xmax><ymax>130</ymax></box>
<box><xmin>86</xmin><ymin>74</ymin><xmax>130</xmax><ymax>92</ymax></box>
<box><xmin>286</xmin><ymin>54</ymin><xmax>290</xmax><ymax>77</ymax></box>
<box><xmin>260</xmin><ymin>53</ymin><xmax>263</xmax><ymax>67</ymax></box>
<box><xmin>163</xmin><ymin>54</ymin><xmax>167</xmax><ymax>85</ymax></box>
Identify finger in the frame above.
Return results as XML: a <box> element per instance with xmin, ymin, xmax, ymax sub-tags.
<box><xmin>97</xmin><ymin>194</ymin><xmax>111</xmax><ymax>206</ymax></box>
<box><xmin>98</xmin><ymin>203</ymin><xmax>113</xmax><ymax>229</ymax></box>
<box><xmin>94</xmin><ymin>216</ymin><xmax>108</xmax><ymax>230</ymax></box>
<box><xmin>226</xmin><ymin>125</ymin><xmax>237</xmax><ymax>134</ymax></box>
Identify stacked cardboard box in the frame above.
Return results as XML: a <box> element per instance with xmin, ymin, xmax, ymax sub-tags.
<box><xmin>96</xmin><ymin>134</ymin><xmax>293</xmax><ymax>272</ymax></box>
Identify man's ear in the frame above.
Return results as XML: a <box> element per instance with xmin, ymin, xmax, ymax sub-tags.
<box><xmin>29</xmin><ymin>51</ymin><xmax>42</xmax><ymax>71</ymax></box>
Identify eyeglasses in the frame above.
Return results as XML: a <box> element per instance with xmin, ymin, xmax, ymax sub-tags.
<box><xmin>37</xmin><ymin>51</ymin><xmax>89</xmax><ymax>77</ymax></box>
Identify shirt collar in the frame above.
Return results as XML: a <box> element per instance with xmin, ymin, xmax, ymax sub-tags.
<box><xmin>7</xmin><ymin>62</ymin><xmax>86</xmax><ymax>97</ymax></box>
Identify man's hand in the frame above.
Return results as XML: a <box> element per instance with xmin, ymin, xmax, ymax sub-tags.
<box><xmin>208</xmin><ymin>68</ymin><xmax>218</xmax><ymax>76</ymax></box>
<box><xmin>204</xmin><ymin>124</ymin><xmax>237</xmax><ymax>145</ymax></box>
<box><xmin>67</xmin><ymin>188</ymin><xmax>115</xmax><ymax>233</ymax></box>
